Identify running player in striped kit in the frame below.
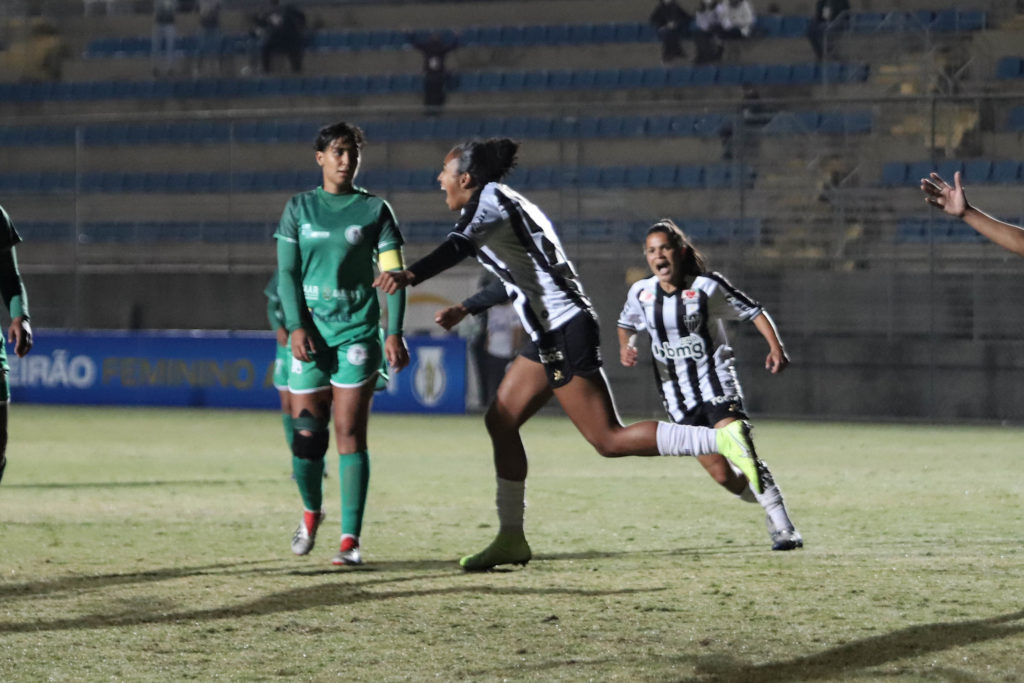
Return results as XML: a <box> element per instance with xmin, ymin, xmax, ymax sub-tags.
<box><xmin>618</xmin><ymin>219</ymin><xmax>802</xmax><ymax>550</ymax></box>
<box><xmin>374</xmin><ymin>138</ymin><xmax>770</xmax><ymax>570</ymax></box>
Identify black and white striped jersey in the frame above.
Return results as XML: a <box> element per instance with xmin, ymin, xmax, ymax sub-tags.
<box><xmin>618</xmin><ymin>272</ymin><xmax>763</xmax><ymax>422</ymax></box>
<box><xmin>450</xmin><ymin>182</ymin><xmax>593</xmax><ymax>341</ymax></box>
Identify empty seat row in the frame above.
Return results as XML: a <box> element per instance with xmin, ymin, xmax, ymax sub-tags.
<box><xmin>882</xmin><ymin>160</ymin><xmax>1023</xmax><ymax>186</ymax></box>
<box><xmin>18</xmin><ymin>218</ymin><xmax>760</xmax><ymax>244</ymax></box>
<box><xmin>0</xmin><ymin>110</ymin><xmax>872</xmax><ymax>148</ymax></box>
<box><xmin>896</xmin><ymin>217</ymin><xmax>999</xmax><ymax>243</ymax></box>
<box><xmin>455</xmin><ymin>63</ymin><xmax>869</xmax><ymax>92</ymax></box>
<box><xmin>997</xmin><ymin>58</ymin><xmax>1024</xmax><ymax>80</ymax></box>
<box><xmin>0</xmin><ymin>62</ymin><xmax>869</xmax><ymax>104</ymax></box>
<box><xmin>17</xmin><ymin>221</ymin><xmax>276</xmax><ymax>243</ymax></box>
<box><xmin>0</xmin><ymin>163</ymin><xmax>757</xmax><ymax>194</ymax></box>
<box><xmin>83</xmin><ymin>10</ymin><xmax>989</xmax><ymax>58</ymax></box>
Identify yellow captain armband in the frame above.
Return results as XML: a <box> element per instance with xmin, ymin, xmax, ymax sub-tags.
<box><xmin>378</xmin><ymin>248</ymin><xmax>404</xmax><ymax>272</ymax></box>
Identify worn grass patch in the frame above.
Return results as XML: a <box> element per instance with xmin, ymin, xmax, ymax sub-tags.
<box><xmin>1</xmin><ymin>406</ymin><xmax>1022</xmax><ymax>681</ymax></box>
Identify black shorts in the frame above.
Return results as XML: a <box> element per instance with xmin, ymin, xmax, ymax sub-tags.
<box><xmin>677</xmin><ymin>398</ymin><xmax>748</xmax><ymax>427</ymax></box>
<box><xmin>522</xmin><ymin>310</ymin><xmax>603</xmax><ymax>388</ymax></box>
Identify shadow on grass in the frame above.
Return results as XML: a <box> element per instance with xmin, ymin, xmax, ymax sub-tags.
<box><xmin>0</xmin><ymin>544</ymin><xmax>758</xmax><ymax>601</ymax></box>
<box><xmin>6</xmin><ymin>479</ymin><xmax>284</xmax><ymax>489</ymax></box>
<box><xmin>683</xmin><ymin>609</ymin><xmax>1024</xmax><ymax>682</ymax></box>
<box><xmin>0</xmin><ymin>567</ymin><xmax>665</xmax><ymax>633</ymax></box>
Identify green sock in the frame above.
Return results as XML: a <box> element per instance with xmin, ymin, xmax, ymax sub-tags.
<box><xmin>339</xmin><ymin>451</ymin><xmax>370</xmax><ymax>538</ymax></box>
<box><xmin>282</xmin><ymin>414</ymin><xmax>294</xmax><ymax>447</ymax></box>
<box><xmin>293</xmin><ymin>455</ymin><xmax>324</xmax><ymax>511</ymax></box>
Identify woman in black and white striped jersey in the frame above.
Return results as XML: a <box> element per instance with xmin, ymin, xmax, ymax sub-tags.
<box><xmin>374</xmin><ymin>138</ymin><xmax>769</xmax><ymax>570</ymax></box>
<box><xmin>618</xmin><ymin>218</ymin><xmax>802</xmax><ymax>550</ymax></box>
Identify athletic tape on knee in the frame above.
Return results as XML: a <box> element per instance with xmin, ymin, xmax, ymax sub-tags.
<box><xmin>292</xmin><ymin>430</ymin><xmax>329</xmax><ymax>461</ymax></box>
<box><xmin>291</xmin><ymin>415</ymin><xmax>329</xmax><ymax>461</ymax></box>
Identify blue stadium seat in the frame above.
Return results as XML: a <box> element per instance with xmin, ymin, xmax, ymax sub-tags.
<box><xmin>1007</xmin><ymin>108</ymin><xmax>1024</xmax><ymax>131</ymax></box>
<box><xmin>963</xmin><ymin>160</ymin><xmax>992</xmax><ymax>183</ymax></box>
<box><xmin>576</xmin><ymin>166</ymin><xmax>601</xmax><ymax>187</ymax></box>
<box><xmin>645</xmin><ymin>115</ymin><xmax>672</xmax><ymax>136</ymax></box>
<box><xmin>524</xmin><ymin>117</ymin><xmax>554</xmax><ymax>139</ymax></box>
<box><xmin>592</xmin><ymin>23</ymin><xmax>615</xmax><ymax>43</ymax></box>
<box><xmin>596</xmin><ymin>116</ymin><xmax>626</xmax><ymax>137</ymax></box>
<box><xmin>613</xmin><ymin>23</ymin><xmax>643</xmax><ymax>42</ymax></box>
<box><xmin>668</xmin><ymin>114</ymin><xmax>695</xmax><ymax>136</ymax></box>
<box><xmin>640</xmin><ymin>68</ymin><xmax>668</xmax><ymax>88</ymax></box>
<box><xmin>996</xmin><ymin>58</ymin><xmax>1023</xmax><ymax>80</ymax></box>
<box><xmin>598</xmin><ymin>166</ymin><xmax>627</xmax><ymax>187</ymax></box>
<box><xmin>666</xmin><ymin>67</ymin><xmax>693</xmax><ymax>87</ymax></box>
<box><xmin>502</xmin><ymin>72</ymin><xmax>527</xmax><ymax>90</ymax></box>
<box><xmin>594</xmin><ymin>69</ymin><xmax>621</xmax><ymax>89</ymax></box>
<box><xmin>780</xmin><ymin>16</ymin><xmax>809</xmax><ymax>37</ymax></box>
<box><xmin>523</xmin><ymin>70</ymin><xmax>549</xmax><ymax>89</ymax></box>
<box><xmin>676</xmin><ymin>165</ymin><xmax>703</xmax><ymax>188</ymax></box>
<box><xmin>650</xmin><ymin>165</ymin><xmax>678</xmax><ymax>188</ymax></box>
<box><xmin>906</xmin><ymin>162</ymin><xmax>934</xmax><ymax>186</ymax></box>
<box><xmin>790</xmin><ymin>63</ymin><xmax>819</xmax><ymax>85</ymax></box>
<box><xmin>624</xmin><ymin>166</ymin><xmax>651</xmax><ymax>188</ymax></box>
<box><xmin>716</xmin><ymin>64</ymin><xmax>744</xmax><ymax>86</ymax></box>
<box><xmin>936</xmin><ymin>161</ymin><xmax>963</xmax><ymax>181</ymax></box>
<box><xmin>691</xmin><ymin>65</ymin><xmax>717</xmax><ymax>86</ymax></box>
<box><xmin>764</xmin><ymin>64</ymin><xmax>792</xmax><ymax>85</ymax></box>
<box><xmin>692</xmin><ymin>113</ymin><xmax>724</xmax><ymax>137</ymax></box>
<box><xmin>757</xmin><ymin>15</ymin><xmax>783</xmax><ymax>37</ymax></box>
<box><xmin>881</xmin><ymin>163</ymin><xmax>907</xmax><ymax>187</ymax></box>
<box><xmin>991</xmin><ymin>161</ymin><xmax>1021</xmax><ymax>184</ymax></box>
<box><xmin>740</xmin><ymin>64</ymin><xmax>767</xmax><ymax>85</ymax></box>
<box><xmin>619</xmin><ymin>68</ymin><xmax>644</xmax><ymax>88</ymax></box>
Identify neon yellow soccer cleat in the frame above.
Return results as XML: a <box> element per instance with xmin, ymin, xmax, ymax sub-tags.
<box><xmin>716</xmin><ymin>420</ymin><xmax>763</xmax><ymax>494</ymax></box>
<box><xmin>459</xmin><ymin>531</ymin><xmax>532</xmax><ymax>571</ymax></box>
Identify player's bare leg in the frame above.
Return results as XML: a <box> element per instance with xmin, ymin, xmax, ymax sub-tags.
<box><xmin>460</xmin><ymin>357</ymin><xmax>550</xmax><ymax>570</ymax></box>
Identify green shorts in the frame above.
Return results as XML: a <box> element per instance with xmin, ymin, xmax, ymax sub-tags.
<box><xmin>288</xmin><ymin>333</ymin><xmax>385</xmax><ymax>393</ymax></box>
<box><xmin>273</xmin><ymin>341</ymin><xmax>291</xmax><ymax>391</ymax></box>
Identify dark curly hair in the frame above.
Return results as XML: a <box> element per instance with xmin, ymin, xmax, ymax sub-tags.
<box><xmin>449</xmin><ymin>137</ymin><xmax>519</xmax><ymax>187</ymax></box>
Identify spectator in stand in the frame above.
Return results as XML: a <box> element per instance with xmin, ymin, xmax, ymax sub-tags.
<box><xmin>716</xmin><ymin>0</ymin><xmax>757</xmax><ymax>40</ymax></box>
<box><xmin>693</xmin><ymin>0</ymin><xmax>724</xmax><ymax>64</ymax></box>
<box><xmin>407</xmin><ymin>31</ymin><xmax>458</xmax><ymax>115</ymax></box>
<box><xmin>258</xmin><ymin>0</ymin><xmax>307</xmax><ymax>74</ymax></box>
<box><xmin>151</xmin><ymin>0</ymin><xmax>178</xmax><ymax>77</ymax></box>
<box><xmin>194</xmin><ymin>0</ymin><xmax>223</xmax><ymax>76</ymax></box>
<box><xmin>808</xmin><ymin>0</ymin><xmax>850</xmax><ymax>61</ymax></box>
<box><xmin>649</xmin><ymin>0</ymin><xmax>692</xmax><ymax>64</ymax></box>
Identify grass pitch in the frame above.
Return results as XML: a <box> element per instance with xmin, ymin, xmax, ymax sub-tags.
<box><xmin>1</xmin><ymin>406</ymin><xmax>1022</xmax><ymax>682</ymax></box>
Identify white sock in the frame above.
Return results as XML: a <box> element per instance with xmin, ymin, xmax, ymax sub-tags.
<box><xmin>755</xmin><ymin>475</ymin><xmax>795</xmax><ymax>532</ymax></box>
<box><xmin>656</xmin><ymin>422</ymin><xmax>716</xmax><ymax>456</ymax></box>
<box><xmin>496</xmin><ymin>477</ymin><xmax>526</xmax><ymax>532</ymax></box>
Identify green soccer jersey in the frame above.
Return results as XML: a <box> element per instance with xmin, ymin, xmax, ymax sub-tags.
<box><xmin>274</xmin><ymin>187</ymin><xmax>403</xmax><ymax>346</ymax></box>
<box><xmin>0</xmin><ymin>205</ymin><xmax>22</xmax><ymax>251</ymax></box>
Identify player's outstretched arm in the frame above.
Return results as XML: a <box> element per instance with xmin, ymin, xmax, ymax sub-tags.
<box><xmin>921</xmin><ymin>171</ymin><xmax>1024</xmax><ymax>257</ymax></box>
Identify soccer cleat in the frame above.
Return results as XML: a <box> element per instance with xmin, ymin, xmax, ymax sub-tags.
<box><xmin>716</xmin><ymin>420</ymin><xmax>763</xmax><ymax>494</ymax></box>
<box><xmin>770</xmin><ymin>527</ymin><xmax>804</xmax><ymax>551</ymax></box>
<box><xmin>765</xmin><ymin>515</ymin><xmax>803</xmax><ymax>551</ymax></box>
<box><xmin>459</xmin><ymin>531</ymin><xmax>532</xmax><ymax>571</ymax></box>
<box><xmin>290</xmin><ymin>508</ymin><xmax>325</xmax><ymax>556</ymax></box>
<box><xmin>331</xmin><ymin>536</ymin><xmax>362</xmax><ymax>566</ymax></box>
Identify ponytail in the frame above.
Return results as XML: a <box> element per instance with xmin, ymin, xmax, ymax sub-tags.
<box><xmin>450</xmin><ymin>137</ymin><xmax>519</xmax><ymax>187</ymax></box>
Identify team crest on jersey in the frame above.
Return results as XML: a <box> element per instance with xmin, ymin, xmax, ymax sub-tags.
<box><xmin>684</xmin><ymin>312</ymin><xmax>703</xmax><ymax>333</ymax></box>
<box><xmin>344</xmin><ymin>225</ymin><xmax>365</xmax><ymax>245</ymax></box>
<box><xmin>682</xmin><ymin>289</ymin><xmax>699</xmax><ymax>300</ymax></box>
<box><xmin>346</xmin><ymin>344</ymin><xmax>368</xmax><ymax>366</ymax></box>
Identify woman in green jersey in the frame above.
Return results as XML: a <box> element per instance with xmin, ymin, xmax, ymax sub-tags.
<box><xmin>0</xmin><ymin>203</ymin><xmax>34</xmax><ymax>486</ymax></box>
<box><xmin>275</xmin><ymin>121</ymin><xmax>409</xmax><ymax>566</ymax></box>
